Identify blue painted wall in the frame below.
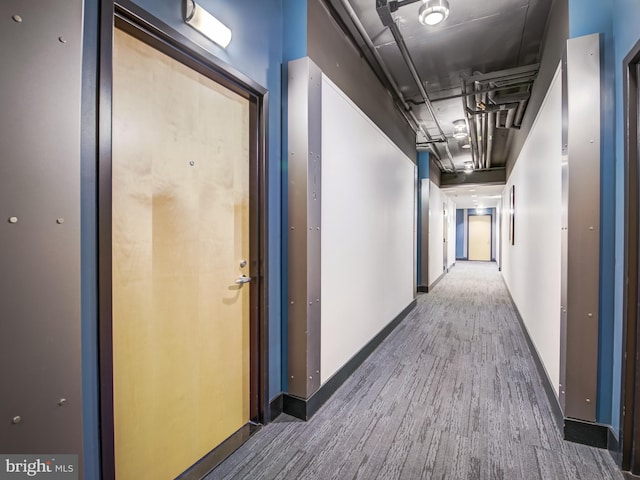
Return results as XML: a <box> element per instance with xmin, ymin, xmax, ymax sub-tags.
<box><xmin>610</xmin><ymin>0</ymin><xmax>640</xmax><ymax>439</ymax></box>
<box><xmin>569</xmin><ymin>0</ymin><xmax>640</xmax><ymax>434</ymax></box>
<box><xmin>568</xmin><ymin>0</ymin><xmax>617</xmax><ymax>429</ymax></box>
<box><xmin>280</xmin><ymin>0</ymin><xmax>308</xmax><ymax>392</ymax></box>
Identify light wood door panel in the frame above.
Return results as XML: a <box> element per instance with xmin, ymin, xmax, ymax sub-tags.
<box><xmin>468</xmin><ymin>215</ymin><xmax>491</xmax><ymax>261</ymax></box>
<box><xmin>112</xmin><ymin>29</ymin><xmax>250</xmax><ymax>480</ymax></box>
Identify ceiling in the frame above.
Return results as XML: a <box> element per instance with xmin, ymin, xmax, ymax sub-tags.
<box><xmin>325</xmin><ymin>0</ymin><xmax>553</xmax><ymax>173</ymax></box>
<box><xmin>442</xmin><ymin>183</ymin><xmax>504</xmax><ymax>209</ymax></box>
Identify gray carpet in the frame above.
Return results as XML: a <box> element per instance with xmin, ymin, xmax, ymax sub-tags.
<box><xmin>207</xmin><ymin>261</ymin><xmax>623</xmax><ymax>480</ymax></box>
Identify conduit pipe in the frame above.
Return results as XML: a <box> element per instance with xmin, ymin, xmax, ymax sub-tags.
<box><xmin>340</xmin><ymin>0</ymin><xmax>457</xmax><ymax>171</ymax></box>
<box><xmin>385</xmin><ymin>20</ymin><xmax>447</xmax><ymax>142</ymax></box>
<box><xmin>461</xmin><ymin>77</ymin><xmax>480</xmax><ymax>169</ymax></box>
<box><xmin>514</xmin><ymin>98</ymin><xmax>528</xmax><ymax>127</ymax></box>
<box><xmin>505</xmin><ymin>106</ymin><xmax>517</xmax><ymax>129</ymax></box>
<box><xmin>486</xmin><ymin>112</ymin><xmax>495</xmax><ymax>169</ymax></box>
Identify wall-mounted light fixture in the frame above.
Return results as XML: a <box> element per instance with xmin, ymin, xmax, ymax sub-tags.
<box><xmin>418</xmin><ymin>0</ymin><xmax>450</xmax><ymax>26</ymax></box>
<box><xmin>183</xmin><ymin>0</ymin><xmax>232</xmax><ymax>48</ymax></box>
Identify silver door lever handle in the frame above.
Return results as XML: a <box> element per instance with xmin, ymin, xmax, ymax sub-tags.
<box><xmin>235</xmin><ymin>275</ymin><xmax>251</xmax><ymax>285</ymax></box>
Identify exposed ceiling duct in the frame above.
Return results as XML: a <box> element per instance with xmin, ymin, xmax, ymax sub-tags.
<box><xmin>375</xmin><ymin>0</ymin><xmax>459</xmax><ymax>171</ymax></box>
<box><xmin>324</xmin><ymin>0</ymin><xmax>551</xmax><ymax>174</ymax></box>
<box><xmin>337</xmin><ymin>0</ymin><xmax>457</xmax><ymax>172</ymax></box>
<box><xmin>461</xmin><ymin>64</ymin><xmax>539</xmax><ymax>169</ymax></box>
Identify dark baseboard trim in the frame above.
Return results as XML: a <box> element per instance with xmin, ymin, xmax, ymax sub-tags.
<box><xmin>176</xmin><ymin>422</ymin><xmax>260</xmax><ymax>479</ymax></box>
<box><xmin>502</xmin><ymin>279</ymin><xmax>564</xmax><ymax>431</ymax></box>
<box><xmin>501</xmin><ymin>277</ymin><xmax>621</xmax><ymax>452</ymax></box>
<box><xmin>429</xmin><ymin>271</ymin><xmax>447</xmax><ymax>291</ymax></box>
<box><xmin>417</xmin><ymin>285</ymin><xmax>429</xmax><ymax>293</ymax></box>
<box><xmin>283</xmin><ymin>299</ymin><xmax>418</xmax><ymax>421</ymax></box>
<box><xmin>608</xmin><ymin>427</ymin><xmax>621</xmax><ymax>464</ymax></box>
<box><xmin>269</xmin><ymin>394</ymin><xmax>283</xmax><ymax>422</ymax></box>
<box><xmin>564</xmin><ymin>418</ymin><xmax>613</xmax><ymax>449</ymax></box>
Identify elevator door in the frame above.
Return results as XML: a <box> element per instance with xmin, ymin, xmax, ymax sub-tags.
<box><xmin>112</xmin><ymin>28</ymin><xmax>251</xmax><ymax>480</ymax></box>
<box><xmin>468</xmin><ymin>215</ymin><xmax>492</xmax><ymax>261</ymax></box>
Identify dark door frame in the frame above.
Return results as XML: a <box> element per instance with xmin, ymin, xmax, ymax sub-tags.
<box><xmin>622</xmin><ymin>36</ymin><xmax>640</xmax><ymax>475</ymax></box>
<box><xmin>97</xmin><ymin>2</ymin><xmax>269</xmax><ymax>478</ymax></box>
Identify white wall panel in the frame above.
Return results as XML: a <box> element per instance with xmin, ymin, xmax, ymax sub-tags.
<box><xmin>320</xmin><ymin>76</ymin><xmax>415</xmax><ymax>383</ymax></box>
<box><xmin>501</xmin><ymin>65</ymin><xmax>562</xmax><ymax>394</ymax></box>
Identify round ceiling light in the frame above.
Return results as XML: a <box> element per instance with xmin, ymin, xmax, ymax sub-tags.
<box><xmin>418</xmin><ymin>0</ymin><xmax>450</xmax><ymax>26</ymax></box>
<box><xmin>452</xmin><ymin>119</ymin><xmax>467</xmax><ymax>139</ymax></box>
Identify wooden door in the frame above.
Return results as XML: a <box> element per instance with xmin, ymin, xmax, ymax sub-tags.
<box><xmin>111</xmin><ymin>28</ymin><xmax>251</xmax><ymax>479</ymax></box>
<box><xmin>468</xmin><ymin>215</ymin><xmax>491</xmax><ymax>261</ymax></box>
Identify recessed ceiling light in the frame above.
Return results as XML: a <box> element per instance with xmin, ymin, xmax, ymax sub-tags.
<box><xmin>418</xmin><ymin>0</ymin><xmax>450</xmax><ymax>26</ymax></box>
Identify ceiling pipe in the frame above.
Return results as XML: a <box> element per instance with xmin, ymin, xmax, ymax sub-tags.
<box><xmin>376</xmin><ymin>1</ymin><xmax>458</xmax><ymax>171</ymax></box>
<box><xmin>504</xmin><ymin>106</ymin><xmax>517</xmax><ymax>129</ymax></box>
<box><xmin>341</xmin><ymin>0</ymin><xmax>456</xmax><ymax>171</ymax></box>
<box><xmin>475</xmin><ymin>81</ymin><xmax>487</xmax><ymax>169</ymax></box>
<box><xmin>383</xmin><ymin>20</ymin><xmax>448</xmax><ymax>142</ymax></box>
<box><xmin>405</xmin><ymin>79</ymin><xmax>536</xmax><ymax>104</ymax></box>
<box><xmin>514</xmin><ymin>98</ymin><xmax>528</xmax><ymax>127</ymax></box>
<box><xmin>486</xmin><ymin>112</ymin><xmax>495</xmax><ymax>169</ymax></box>
<box><xmin>461</xmin><ymin>77</ymin><xmax>480</xmax><ymax>169</ymax></box>
<box><xmin>482</xmin><ymin>91</ymin><xmax>489</xmax><ymax>169</ymax></box>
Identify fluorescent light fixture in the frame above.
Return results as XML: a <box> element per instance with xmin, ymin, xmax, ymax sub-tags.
<box><xmin>184</xmin><ymin>0</ymin><xmax>232</xmax><ymax>48</ymax></box>
<box><xmin>418</xmin><ymin>0</ymin><xmax>450</xmax><ymax>26</ymax></box>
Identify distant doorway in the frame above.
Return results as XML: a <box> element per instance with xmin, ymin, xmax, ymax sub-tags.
<box><xmin>468</xmin><ymin>215</ymin><xmax>492</xmax><ymax>261</ymax></box>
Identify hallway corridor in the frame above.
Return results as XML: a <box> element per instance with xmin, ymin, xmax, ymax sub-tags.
<box><xmin>208</xmin><ymin>262</ymin><xmax>622</xmax><ymax>479</ymax></box>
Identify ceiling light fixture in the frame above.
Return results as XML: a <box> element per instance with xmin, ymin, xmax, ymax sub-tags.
<box><xmin>183</xmin><ymin>0</ymin><xmax>232</xmax><ymax>48</ymax></box>
<box><xmin>418</xmin><ymin>0</ymin><xmax>450</xmax><ymax>26</ymax></box>
<box><xmin>452</xmin><ymin>119</ymin><xmax>467</xmax><ymax>139</ymax></box>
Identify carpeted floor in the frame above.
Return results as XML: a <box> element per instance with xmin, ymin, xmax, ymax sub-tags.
<box><xmin>206</xmin><ymin>261</ymin><xmax>623</xmax><ymax>480</ymax></box>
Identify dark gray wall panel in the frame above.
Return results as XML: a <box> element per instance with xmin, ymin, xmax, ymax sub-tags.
<box><xmin>307</xmin><ymin>0</ymin><xmax>416</xmax><ymax>161</ymax></box>
<box><xmin>506</xmin><ymin>0</ymin><xmax>568</xmax><ymax>176</ymax></box>
<box><xmin>287</xmin><ymin>57</ymin><xmax>322</xmax><ymax>398</ymax></box>
<box><xmin>0</xmin><ymin>0</ymin><xmax>84</xmax><ymax>465</ymax></box>
<box><xmin>429</xmin><ymin>158</ymin><xmax>442</xmax><ymax>187</ymax></box>
<box><xmin>564</xmin><ymin>34</ymin><xmax>601</xmax><ymax>421</ymax></box>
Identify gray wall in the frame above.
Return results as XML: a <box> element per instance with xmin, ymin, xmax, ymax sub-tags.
<box><xmin>0</xmin><ymin>0</ymin><xmax>84</xmax><ymax>471</ymax></box>
<box><xmin>506</xmin><ymin>0</ymin><xmax>568</xmax><ymax>176</ymax></box>
<box><xmin>307</xmin><ymin>0</ymin><xmax>416</xmax><ymax>161</ymax></box>
<box><xmin>429</xmin><ymin>158</ymin><xmax>442</xmax><ymax>186</ymax></box>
